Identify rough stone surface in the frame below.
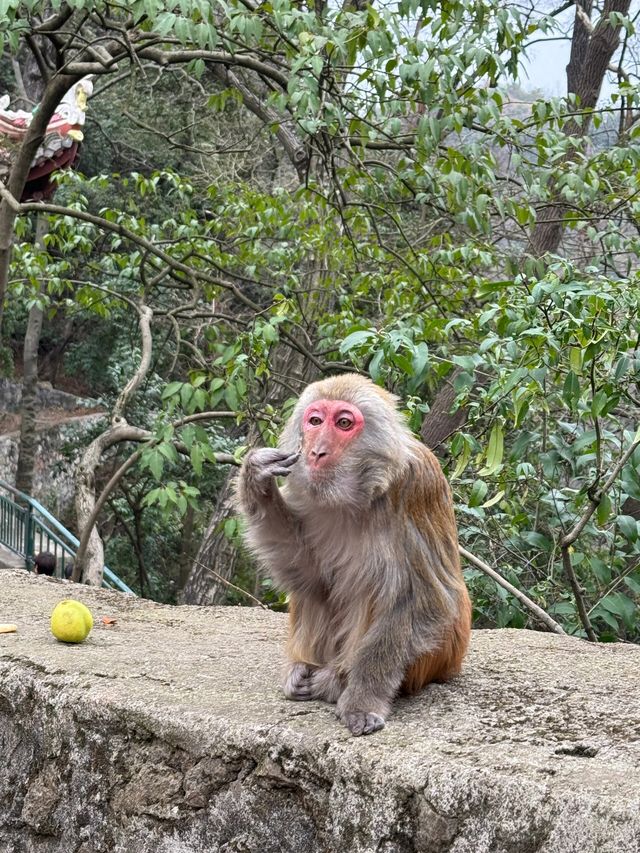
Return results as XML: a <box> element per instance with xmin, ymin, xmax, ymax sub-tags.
<box><xmin>0</xmin><ymin>379</ymin><xmax>96</xmax><ymax>413</ymax></box>
<box><xmin>0</xmin><ymin>570</ymin><xmax>638</xmax><ymax>853</ymax></box>
<box><xmin>0</xmin><ymin>545</ymin><xmax>23</xmax><ymax>570</ymax></box>
<box><xmin>0</xmin><ymin>413</ymin><xmax>105</xmax><ymax>520</ymax></box>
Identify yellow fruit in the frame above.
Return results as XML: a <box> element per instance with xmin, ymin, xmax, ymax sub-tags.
<box><xmin>50</xmin><ymin>600</ymin><xmax>93</xmax><ymax>644</ymax></box>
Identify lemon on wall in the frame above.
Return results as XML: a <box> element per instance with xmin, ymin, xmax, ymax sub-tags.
<box><xmin>50</xmin><ymin>600</ymin><xmax>93</xmax><ymax>643</ymax></box>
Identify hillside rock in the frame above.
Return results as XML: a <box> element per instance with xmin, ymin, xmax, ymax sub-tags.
<box><xmin>0</xmin><ymin>570</ymin><xmax>638</xmax><ymax>853</ymax></box>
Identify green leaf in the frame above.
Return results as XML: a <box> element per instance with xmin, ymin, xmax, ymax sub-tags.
<box><xmin>225</xmin><ymin>384</ymin><xmax>239</xmax><ymax>411</ymax></box>
<box><xmin>520</xmin><ymin>531</ymin><xmax>553</xmax><ymax>551</ymax></box>
<box><xmin>339</xmin><ymin>330</ymin><xmax>376</xmax><ymax>353</ymax></box>
<box><xmin>478</xmin><ymin>422</ymin><xmax>504</xmax><ymax>476</ymax></box>
<box><xmin>451</xmin><ymin>440</ymin><xmax>471</xmax><ymax>480</ymax></box>
<box><xmin>562</xmin><ymin>371</ymin><xmax>580</xmax><ymax>407</ymax></box>
<box><xmin>599</xmin><ymin>592</ymin><xmax>636</xmax><ymax>623</ymax></box>
<box><xmin>481</xmin><ymin>489</ymin><xmax>505</xmax><ymax>508</ymax></box>
<box><xmin>596</xmin><ymin>494</ymin><xmax>611</xmax><ymax>526</ymax></box>
<box><xmin>468</xmin><ymin>480</ymin><xmax>488</xmax><ymax>507</ymax></box>
<box><xmin>617</xmin><ymin>515</ymin><xmax>639</xmax><ymax>543</ymax></box>
<box><xmin>147</xmin><ymin>449</ymin><xmax>164</xmax><ymax>481</ymax></box>
<box><xmin>162</xmin><ymin>381</ymin><xmax>183</xmax><ymax>400</ymax></box>
<box><xmin>369</xmin><ymin>349</ymin><xmax>385</xmax><ymax>382</ymax></box>
<box><xmin>591</xmin><ymin>389</ymin><xmax>609</xmax><ymax>417</ymax></box>
<box><xmin>569</xmin><ymin>347</ymin><xmax>582</xmax><ymax>373</ymax></box>
<box><xmin>224</xmin><ymin>517</ymin><xmax>238</xmax><ymax>539</ymax></box>
<box><xmin>191</xmin><ymin>444</ymin><xmax>203</xmax><ymax>476</ymax></box>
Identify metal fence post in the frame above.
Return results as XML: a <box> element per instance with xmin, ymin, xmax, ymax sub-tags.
<box><xmin>24</xmin><ymin>503</ymin><xmax>34</xmax><ymax>570</ymax></box>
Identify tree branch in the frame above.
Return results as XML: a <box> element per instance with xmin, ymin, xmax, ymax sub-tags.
<box><xmin>556</xmin><ymin>431</ymin><xmax>640</xmax><ymax>641</ymax></box>
<box><xmin>72</xmin><ymin>414</ymin><xmax>240</xmax><ymax>584</ymax></box>
<box><xmin>112</xmin><ymin>303</ymin><xmax>153</xmax><ymax>422</ymax></box>
<box><xmin>459</xmin><ymin>546</ymin><xmax>566</xmax><ymax>635</ymax></box>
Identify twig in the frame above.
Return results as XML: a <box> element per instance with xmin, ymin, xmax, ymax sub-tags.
<box><xmin>561</xmin><ymin>548</ymin><xmax>597</xmax><ymax>641</ymax></box>
<box><xmin>190</xmin><ymin>556</ymin><xmax>269</xmax><ymax>609</ymax></box>
<box><xmin>459</xmin><ymin>545</ymin><xmax>566</xmax><ymax>635</ymax></box>
<box><xmin>560</xmin><ymin>434</ymin><xmax>640</xmax><ymax>548</ymax></box>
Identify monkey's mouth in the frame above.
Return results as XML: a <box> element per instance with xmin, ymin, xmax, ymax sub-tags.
<box><xmin>306</xmin><ymin>461</ymin><xmax>337</xmax><ymax>483</ymax></box>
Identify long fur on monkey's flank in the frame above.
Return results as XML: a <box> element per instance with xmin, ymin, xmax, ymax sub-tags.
<box><xmin>237</xmin><ymin>373</ymin><xmax>471</xmax><ymax>736</ymax></box>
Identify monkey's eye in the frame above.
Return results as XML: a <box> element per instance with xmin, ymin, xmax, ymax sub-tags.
<box><xmin>336</xmin><ymin>416</ymin><xmax>354</xmax><ymax>430</ymax></box>
<box><xmin>308</xmin><ymin>415</ymin><xmax>323</xmax><ymax>426</ymax></box>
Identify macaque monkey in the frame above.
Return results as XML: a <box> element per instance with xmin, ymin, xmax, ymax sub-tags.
<box><xmin>238</xmin><ymin>374</ymin><xmax>471</xmax><ymax>736</ymax></box>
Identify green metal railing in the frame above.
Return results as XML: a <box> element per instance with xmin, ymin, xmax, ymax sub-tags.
<box><xmin>0</xmin><ymin>479</ymin><xmax>134</xmax><ymax>594</ymax></box>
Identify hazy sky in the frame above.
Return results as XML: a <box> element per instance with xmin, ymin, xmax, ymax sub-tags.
<box><xmin>523</xmin><ymin>38</ymin><xmax>572</xmax><ymax>96</ymax></box>
<box><xmin>520</xmin><ymin>5</ymin><xmax>620</xmax><ymax>100</ymax></box>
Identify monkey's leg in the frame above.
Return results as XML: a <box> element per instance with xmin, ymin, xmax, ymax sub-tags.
<box><xmin>336</xmin><ymin>602</ymin><xmax>417</xmax><ymax>736</ymax></box>
<box><xmin>308</xmin><ymin>666</ymin><xmax>344</xmax><ymax>703</ymax></box>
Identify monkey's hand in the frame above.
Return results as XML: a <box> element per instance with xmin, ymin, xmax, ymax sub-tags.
<box><xmin>336</xmin><ymin>690</ymin><xmax>386</xmax><ymax>736</ymax></box>
<box><xmin>243</xmin><ymin>448</ymin><xmax>300</xmax><ymax>495</ymax></box>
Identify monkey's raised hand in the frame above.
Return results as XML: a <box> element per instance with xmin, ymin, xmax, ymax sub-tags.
<box><xmin>242</xmin><ymin>448</ymin><xmax>300</xmax><ymax>494</ymax></box>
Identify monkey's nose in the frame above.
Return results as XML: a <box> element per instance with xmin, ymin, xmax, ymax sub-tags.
<box><xmin>310</xmin><ymin>448</ymin><xmax>328</xmax><ymax>459</ymax></box>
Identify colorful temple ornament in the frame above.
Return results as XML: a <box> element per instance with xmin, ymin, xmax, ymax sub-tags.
<box><xmin>0</xmin><ymin>76</ymin><xmax>93</xmax><ymax>201</ymax></box>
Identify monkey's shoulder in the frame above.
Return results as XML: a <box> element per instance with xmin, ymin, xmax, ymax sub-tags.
<box><xmin>387</xmin><ymin>441</ymin><xmax>453</xmax><ymax>514</ymax></box>
<box><xmin>404</xmin><ymin>440</ymin><xmax>450</xmax><ymax>489</ymax></box>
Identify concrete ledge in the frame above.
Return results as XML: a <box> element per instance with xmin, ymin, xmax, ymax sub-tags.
<box><xmin>0</xmin><ymin>571</ymin><xmax>638</xmax><ymax>853</ymax></box>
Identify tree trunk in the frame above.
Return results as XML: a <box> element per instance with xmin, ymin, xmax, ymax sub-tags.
<box><xmin>14</xmin><ymin>215</ymin><xmax>47</xmax><ymax>496</ymax></box>
<box><xmin>529</xmin><ymin>0</ymin><xmax>630</xmax><ymax>256</ymax></box>
<box><xmin>178</xmin><ymin>502</ymin><xmax>197</xmax><ymax>590</ymax></box>
<box><xmin>420</xmin><ymin>369</ymin><xmax>468</xmax><ymax>451</ymax></box>
<box><xmin>73</xmin><ymin>424</ymin><xmax>149</xmax><ymax>585</ymax></box>
<box><xmin>180</xmin><ymin>477</ymin><xmax>240</xmax><ymax>605</ymax></box>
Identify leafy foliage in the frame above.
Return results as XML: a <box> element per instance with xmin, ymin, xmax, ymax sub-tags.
<box><xmin>1</xmin><ymin>0</ymin><xmax>640</xmax><ymax>638</ymax></box>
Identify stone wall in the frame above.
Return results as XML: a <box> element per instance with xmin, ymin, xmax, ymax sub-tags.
<box><xmin>0</xmin><ymin>571</ymin><xmax>639</xmax><ymax>853</ymax></box>
<box><xmin>0</xmin><ymin>379</ymin><xmax>104</xmax><ymax>521</ymax></box>
<box><xmin>0</xmin><ymin>379</ymin><xmax>96</xmax><ymax>413</ymax></box>
<box><xmin>0</xmin><ymin>414</ymin><xmax>105</xmax><ymax>521</ymax></box>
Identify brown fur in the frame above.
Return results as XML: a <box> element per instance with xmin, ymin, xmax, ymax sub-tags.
<box><xmin>401</xmin><ymin>593</ymin><xmax>472</xmax><ymax>693</ymax></box>
<box><xmin>389</xmin><ymin>442</ymin><xmax>471</xmax><ymax>693</ymax></box>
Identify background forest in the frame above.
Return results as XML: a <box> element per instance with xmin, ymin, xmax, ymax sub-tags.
<box><xmin>1</xmin><ymin>0</ymin><xmax>640</xmax><ymax>644</ymax></box>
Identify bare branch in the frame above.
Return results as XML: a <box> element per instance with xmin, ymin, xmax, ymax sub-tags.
<box><xmin>555</xmin><ymin>432</ymin><xmax>640</xmax><ymax>642</ymax></box>
<box><xmin>191</xmin><ymin>556</ymin><xmax>270</xmax><ymax>609</ymax></box>
<box><xmin>561</xmin><ymin>433</ymin><xmax>640</xmax><ymax>548</ymax></box>
<box><xmin>72</xmin><ymin>413</ymin><xmax>240</xmax><ymax>584</ymax></box>
<box><xmin>112</xmin><ymin>304</ymin><xmax>153</xmax><ymax>423</ymax></box>
<box><xmin>459</xmin><ymin>546</ymin><xmax>566</xmax><ymax>636</ymax></box>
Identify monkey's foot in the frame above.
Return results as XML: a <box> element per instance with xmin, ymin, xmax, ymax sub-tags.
<box><xmin>337</xmin><ymin>690</ymin><xmax>388</xmax><ymax>735</ymax></box>
<box><xmin>282</xmin><ymin>661</ymin><xmax>315</xmax><ymax>701</ymax></box>
<box><xmin>340</xmin><ymin>710</ymin><xmax>385</xmax><ymax>736</ymax></box>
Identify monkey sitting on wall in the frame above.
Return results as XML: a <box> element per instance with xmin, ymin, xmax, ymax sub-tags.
<box><xmin>237</xmin><ymin>373</ymin><xmax>471</xmax><ymax>736</ymax></box>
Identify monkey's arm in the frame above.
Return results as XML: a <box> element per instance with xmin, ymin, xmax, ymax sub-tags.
<box><xmin>237</xmin><ymin>448</ymin><xmax>305</xmax><ymax>576</ymax></box>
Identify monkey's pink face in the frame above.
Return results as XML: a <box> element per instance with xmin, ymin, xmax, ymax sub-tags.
<box><xmin>301</xmin><ymin>399</ymin><xmax>365</xmax><ymax>474</ymax></box>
